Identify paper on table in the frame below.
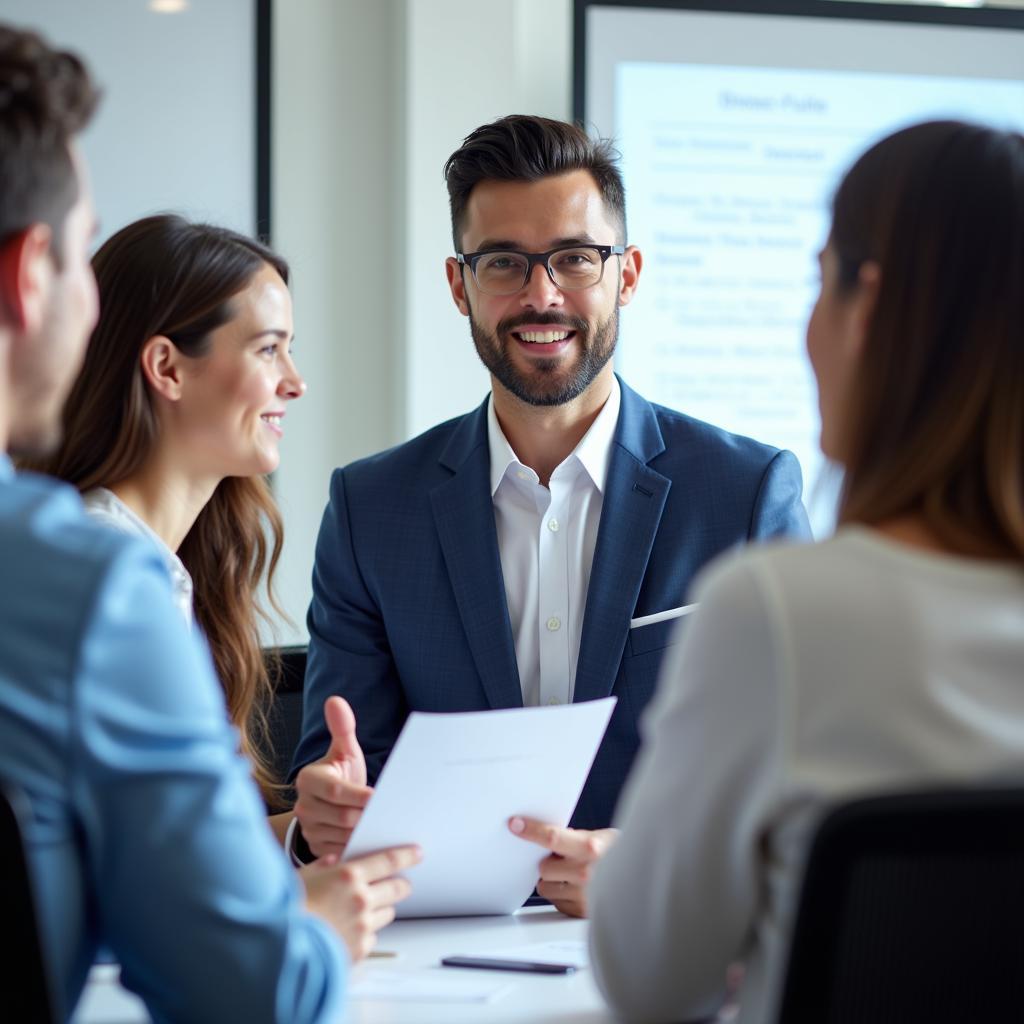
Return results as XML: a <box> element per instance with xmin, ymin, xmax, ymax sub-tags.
<box><xmin>349</xmin><ymin>969</ymin><xmax>511</xmax><ymax>1003</ymax></box>
<box><xmin>344</xmin><ymin>697</ymin><xmax>616</xmax><ymax>918</ymax></box>
<box><xmin>451</xmin><ymin>940</ymin><xmax>591</xmax><ymax>969</ymax></box>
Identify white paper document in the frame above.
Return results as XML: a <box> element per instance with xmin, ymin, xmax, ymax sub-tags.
<box><xmin>344</xmin><ymin>698</ymin><xmax>617</xmax><ymax>917</ymax></box>
<box><xmin>349</xmin><ymin>969</ymin><xmax>511</xmax><ymax>1004</ymax></box>
<box><xmin>452</xmin><ymin>940</ymin><xmax>591</xmax><ymax>969</ymax></box>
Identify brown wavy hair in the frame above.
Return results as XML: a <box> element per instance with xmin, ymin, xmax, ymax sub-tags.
<box><xmin>35</xmin><ymin>214</ymin><xmax>288</xmax><ymax>799</ymax></box>
<box><xmin>830</xmin><ymin>121</ymin><xmax>1024</xmax><ymax>561</ymax></box>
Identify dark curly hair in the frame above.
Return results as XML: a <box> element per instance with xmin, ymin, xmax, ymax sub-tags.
<box><xmin>0</xmin><ymin>24</ymin><xmax>100</xmax><ymax>264</ymax></box>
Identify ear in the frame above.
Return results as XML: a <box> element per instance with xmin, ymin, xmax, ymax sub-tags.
<box><xmin>445</xmin><ymin>256</ymin><xmax>470</xmax><ymax>317</ymax></box>
<box><xmin>616</xmin><ymin>245</ymin><xmax>642</xmax><ymax>307</ymax></box>
<box><xmin>0</xmin><ymin>225</ymin><xmax>54</xmax><ymax>333</ymax></box>
<box><xmin>847</xmin><ymin>260</ymin><xmax>881</xmax><ymax>358</ymax></box>
<box><xmin>140</xmin><ymin>335</ymin><xmax>185</xmax><ymax>401</ymax></box>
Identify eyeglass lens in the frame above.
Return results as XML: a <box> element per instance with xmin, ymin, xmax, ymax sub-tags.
<box><xmin>473</xmin><ymin>247</ymin><xmax>605</xmax><ymax>295</ymax></box>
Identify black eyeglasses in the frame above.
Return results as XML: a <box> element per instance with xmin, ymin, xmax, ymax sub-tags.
<box><xmin>457</xmin><ymin>244</ymin><xmax>625</xmax><ymax>296</ymax></box>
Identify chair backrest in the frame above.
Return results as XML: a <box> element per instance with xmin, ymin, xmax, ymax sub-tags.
<box><xmin>261</xmin><ymin>645</ymin><xmax>308</xmax><ymax>803</ymax></box>
<box><xmin>774</xmin><ymin>787</ymin><xmax>1024</xmax><ymax>1024</ymax></box>
<box><xmin>0</xmin><ymin>784</ymin><xmax>57</xmax><ymax>1024</ymax></box>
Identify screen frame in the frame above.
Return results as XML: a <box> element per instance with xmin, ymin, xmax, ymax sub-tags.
<box><xmin>256</xmin><ymin>0</ymin><xmax>273</xmax><ymax>239</ymax></box>
<box><xmin>574</xmin><ymin>0</ymin><xmax>1024</xmax><ymax>124</ymax></box>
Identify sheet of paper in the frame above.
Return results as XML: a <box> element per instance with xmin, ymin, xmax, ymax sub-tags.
<box><xmin>344</xmin><ymin>697</ymin><xmax>616</xmax><ymax>917</ymax></box>
<box><xmin>349</xmin><ymin>969</ymin><xmax>511</xmax><ymax>1003</ymax></box>
<box><xmin>450</xmin><ymin>940</ymin><xmax>591</xmax><ymax>969</ymax></box>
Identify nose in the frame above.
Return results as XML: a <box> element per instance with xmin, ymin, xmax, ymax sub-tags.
<box><xmin>519</xmin><ymin>261</ymin><xmax>563</xmax><ymax>310</ymax></box>
<box><xmin>278</xmin><ymin>352</ymin><xmax>306</xmax><ymax>400</ymax></box>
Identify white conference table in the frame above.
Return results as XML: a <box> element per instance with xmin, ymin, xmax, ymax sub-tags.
<box><xmin>75</xmin><ymin>907</ymin><xmax>618</xmax><ymax>1024</ymax></box>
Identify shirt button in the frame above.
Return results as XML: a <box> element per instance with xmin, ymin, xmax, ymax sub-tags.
<box><xmin>516</xmin><ymin>470</ymin><xmax>529</xmax><ymax>480</ymax></box>
<box><xmin>547</xmin><ymin>517</ymin><xmax>559</xmax><ymax>532</ymax></box>
<box><xmin>547</xmin><ymin>697</ymin><xmax>561</xmax><ymax>706</ymax></box>
<box><xmin>546</xmin><ymin>616</ymin><xmax>561</xmax><ymax>632</ymax></box>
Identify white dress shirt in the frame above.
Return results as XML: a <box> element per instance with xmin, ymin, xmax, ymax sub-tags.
<box><xmin>82</xmin><ymin>486</ymin><xmax>195</xmax><ymax>626</ymax></box>
<box><xmin>589</xmin><ymin>527</ymin><xmax>1024</xmax><ymax>1024</ymax></box>
<box><xmin>487</xmin><ymin>378</ymin><xmax>621</xmax><ymax>707</ymax></box>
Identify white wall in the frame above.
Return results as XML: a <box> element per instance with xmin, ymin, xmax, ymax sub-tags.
<box><xmin>270</xmin><ymin>0</ymin><xmax>572</xmax><ymax>642</ymax></box>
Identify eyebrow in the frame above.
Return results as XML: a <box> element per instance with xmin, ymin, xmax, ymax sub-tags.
<box><xmin>470</xmin><ymin>234</ymin><xmax>600</xmax><ymax>252</ymax></box>
<box><xmin>249</xmin><ymin>329</ymin><xmax>292</xmax><ymax>341</ymax></box>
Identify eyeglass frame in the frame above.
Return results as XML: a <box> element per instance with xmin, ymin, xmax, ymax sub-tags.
<box><xmin>456</xmin><ymin>243</ymin><xmax>626</xmax><ymax>295</ymax></box>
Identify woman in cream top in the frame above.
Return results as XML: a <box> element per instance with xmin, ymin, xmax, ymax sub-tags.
<box><xmin>589</xmin><ymin>120</ymin><xmax>1024</xmax><ymax>1023</ymax></box>
<box><xmin>82</xmin><ymin>486</ymin><xmax>194</xmax><ymax>624</ymax></box>
<box><xmin>35</xmin><ymin>216</ymin><xmax>303</xmax><ymax>832</ymax></box>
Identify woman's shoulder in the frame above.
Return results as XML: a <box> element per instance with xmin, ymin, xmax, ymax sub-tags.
<box><xmin>694</xmin><ymin>525</ymin><xmax>1024</xmax><ymax>641</ymax></box>
<box><xmin>692</xmin><ymin>530</ymin><xmax>869</xmax><ymax>606</ymax></box>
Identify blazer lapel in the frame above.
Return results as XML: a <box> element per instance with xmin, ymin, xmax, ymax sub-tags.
<box><xmin>430</xmin><ymin>402</ymin><xmax>523</xmax><ymax>710</ymax></box>
<box><xmin>574</xmin><ymin>379</ymin><xmax>671</xmax><ymax>704</ymax></box>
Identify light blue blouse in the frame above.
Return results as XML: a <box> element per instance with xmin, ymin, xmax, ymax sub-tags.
<box><xmin>0</xmin><ymin>457</ymin><xmax>345</xmax><ymax>1024</ymax></box>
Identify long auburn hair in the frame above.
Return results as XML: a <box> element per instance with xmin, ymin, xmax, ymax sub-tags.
<box><xmin>37</xmin><ymin>214</ymin><xmax>288</xmax><ymax>799</ymax></box>
<box><xmin>830</xmin><ymin>121</ymin><xmax>1024</xmax><ymax>561</ymax></box>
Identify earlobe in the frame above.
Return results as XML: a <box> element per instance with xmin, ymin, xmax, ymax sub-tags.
<box><xmin>445</xmin><ymin>257</ymin><xmax>470</xmax><ymax>317</ymax></box>
<box><xmin>617</xmin><ymin>246</ymin><xmax>642</xmax><ymax>307</ymax></box>
<box><xmin>0</xmin><ymin>225</ymin><xmax>53</xmax><ymax>332</ymax></box>
<box><xmin>140</xmin><ymin>336</ymin><xmax>184</xmax><ymax>401</ymax></box>
<box><xmin>850</xmin><ymin>260</ymin><xmax>881</xmax><ymax>355</ymax></box>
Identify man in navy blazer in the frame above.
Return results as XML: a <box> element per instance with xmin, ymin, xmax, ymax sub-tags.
<box><xmin>291</xmin><ymin>115</ymin><xmax>809</xmax><ymax>915</ymax></box>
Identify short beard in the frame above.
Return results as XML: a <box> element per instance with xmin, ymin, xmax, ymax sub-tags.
<box><xmin>468</xmin><ymin>303</ymin><xmax>619</xmax><ymax>407</ymax></box>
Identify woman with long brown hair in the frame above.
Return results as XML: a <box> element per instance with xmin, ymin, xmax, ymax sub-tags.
<box><xmin>586</xmin><ymin>120</ymin><xmax>1024</xmax><ymax>1023</ymax></box>
<box><xmin>38</xmin><ymin>214</ymin><xmax>302</xmax><ymax>834</ymax></box>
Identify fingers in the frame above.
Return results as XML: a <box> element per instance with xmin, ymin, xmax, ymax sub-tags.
<box><xmin>341</xmin><ymin>844</ymin><xmax>422</xmax><ymax>886</ymax></box>
<box><xmin>536</xmin><ymin>852</ymin><xmax>594</xmax><ymax>886</ymax></box>
<box><xmin>296</xmin><ymin>789</ymin><xmax>367</xmax><ymax>828</ymax></box>
<box><xmin>296</xmin><ymin>762</ymin><xmax>373</xmax><ymax>809</ymax></box>
<box><xmin>508</xmin><ymin>817</ymin><xmax>614</xmax><ymax>862</ymax></box>
<box><xmin>536</xmin><ymin>879</ymin><xmax>587</xmax><ymax>918</ymax></box>
<box><xmin>294</xmin><ymin>773</ymin><xmax>371</xmax><ymax>858</ymax></box>
<box><xmin>364</xmin><ymin>874</ymin><xmax>413</xmax><ymax>912</ymax></box>
<box><xmin>305</xmin><ymin>827</ymin><xmax>354</xmax><ymax>861</ymax></box>
<box><xmin>324</xmin><ymin>696</ymin><xmax>364</xmax><ymax>766</ymax></box>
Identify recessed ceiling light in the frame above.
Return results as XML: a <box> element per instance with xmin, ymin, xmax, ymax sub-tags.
<box><xmin>149</xmin><ymin>0</ymin><xmax>189</xmax><ymax>13</ymax></box>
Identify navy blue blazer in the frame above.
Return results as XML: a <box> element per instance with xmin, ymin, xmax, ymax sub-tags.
<box><xmin>292</xmin><ymin>378</ymin><xmax>810</xmax><ymax>829</ymax></box>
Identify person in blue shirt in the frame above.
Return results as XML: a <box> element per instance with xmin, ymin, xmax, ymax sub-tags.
<box><xmin>0</xmin><ymin>23</ymin><xmax>418</xmax><ymax>1024</ymax></box>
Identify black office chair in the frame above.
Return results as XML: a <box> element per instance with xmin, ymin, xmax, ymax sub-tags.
<box><xmin>260</xmin><ymin>645</ymin><xmax>308</xmax><ymax>807</ymax></box>
<box><xmin>1</xmin><ymin>784</ymin><xmax>57</xmax><ymax>1024</ymax></box>
<box><xmin>774</xmin><ymin>786</ymin><xmax>1024</xmax><ymax>1024</ymax></box>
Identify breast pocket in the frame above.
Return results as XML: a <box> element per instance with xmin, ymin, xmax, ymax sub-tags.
<box><xmin>627</xmin><ymin>616</ymin><xmax>685</xmax><ymax>656</ymax></box>
<box><xmin>622</xmin><ymin>616</ymin><xmax>688</xmax><ymax>723</ymax></box>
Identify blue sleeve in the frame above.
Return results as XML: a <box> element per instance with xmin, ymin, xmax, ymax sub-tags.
<box><xmin>290</xmin><ymin>468</ymin><xmax>408</xmax><ymax>784</ymax></box>
<box><xmin>749</xmin><ymin>449</ymin><xmax>812</xmax><ymax>542</ymax></box>
<box><xmin>70</xmin><ymin>545</ymin><xmax>346</xmax><ymax>1024</ymax></box>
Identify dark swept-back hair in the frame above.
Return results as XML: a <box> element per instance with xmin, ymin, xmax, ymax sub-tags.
<box><xmin>0</xmin><ymin>24</ymin><xmax>99</xmax><ymax>264</ymax></box>
<box><xmin>831</xmin><ymin>120</ymin><xmax>1024</xmax><ymax>560</ymax></box>
<box><xmin>444</xmin><ymin>114</ymin><xmax>626</xmax><ymax>249</ymax></box>
<box><xmin>36</xmin><ymin>214</ymin><xmax>290</xmax><ymax>800</ymax></box>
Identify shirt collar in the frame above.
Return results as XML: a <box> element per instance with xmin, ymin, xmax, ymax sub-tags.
<box><xmin>486</xmin><ymin>377</ymin><xmax>622</xmax><ymax>496</ymax></box>
<box><xmin>0</xmin><ymin>453</ymin><xmax>12</xmax><ymax>482</ymax></box>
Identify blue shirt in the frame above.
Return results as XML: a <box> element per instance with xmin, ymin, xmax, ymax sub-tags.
<box><xmin>0</xmin><ymin>457</ymin><xmax>346</xmax><ymax>1023</ymax></box>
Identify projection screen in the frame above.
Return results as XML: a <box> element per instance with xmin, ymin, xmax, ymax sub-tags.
<box><xmin>576</xmin><ymin>0</ymin><xmax>1024</xmax><ymax>510</ymax></box>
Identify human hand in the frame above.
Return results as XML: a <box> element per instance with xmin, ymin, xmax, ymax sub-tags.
<box><xmin>301</xmin><ymin>845</ymin><xmax>421</xmax><ymax>960</ymax></box>
<box><xmin>508</xmin><ymin>816</ymin><xmax>618</xmax><ymax>918</ymax></box>
<box><xmin>294</xmin><ymin>696</ymin><xmax>373</xmax><ymax>858</ymax></box>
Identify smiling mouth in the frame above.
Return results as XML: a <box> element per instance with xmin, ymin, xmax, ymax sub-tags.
<box><xmin>512</xmin><ymin>330</ymin><xmax>575</xmax><ymax>345</ymax></box>
<box><xmin>261</xmin><ymin>414</ymin><xmax>283</xmax><ymax>434</ymax></box>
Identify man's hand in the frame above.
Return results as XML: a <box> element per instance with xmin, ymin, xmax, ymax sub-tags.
<box><xmin>294</xmin><ymin>696</ymin><xmax>372</xmax><ymax>858</ymax></box>
<box><xmin>301</xmin><ymin>845</ymin><xmax>421</xmax><ymax>960</ymax></box>
<box><xmin>509</xmin><ymin>816</ymin><xmax>619</xmax><ymax>918</ymax></box>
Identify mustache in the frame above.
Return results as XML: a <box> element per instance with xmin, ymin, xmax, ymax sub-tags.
<box><xmin>498</xmin><ymin>313</ymin><xmax>588</xmax><ymax>335</ymax></box>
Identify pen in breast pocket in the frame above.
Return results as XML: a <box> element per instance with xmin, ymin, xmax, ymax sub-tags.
<box><xmin>629</xmin><ymin>604</ymin><xmax>697</xmax><ymax>629</ymax></box>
